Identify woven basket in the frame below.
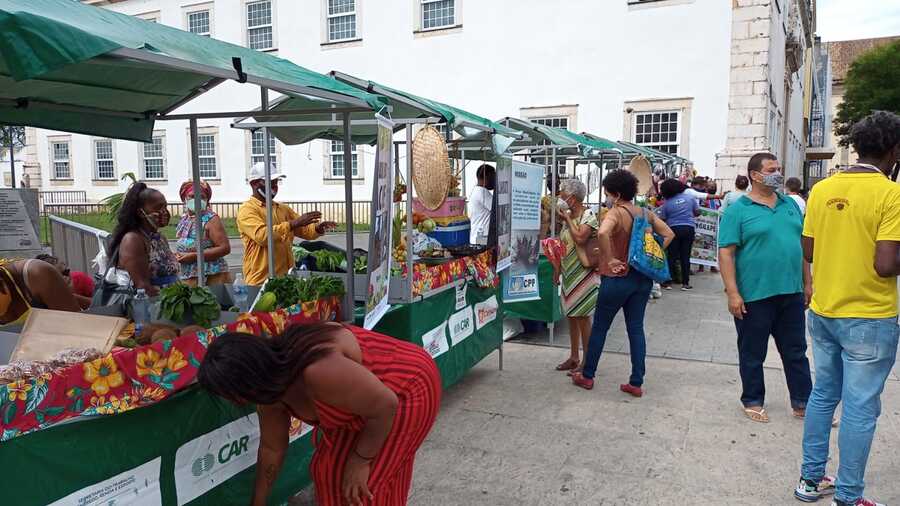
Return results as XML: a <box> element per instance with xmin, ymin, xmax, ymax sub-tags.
<box><xmin>411</xmin><ymin>125</ymin><xmax>451</xmax><ymax>210</ymax></box>
<box><xmin>628</xmin><ymin>155</ymin><xmax>653</xmax><ymax>196</ymax></box>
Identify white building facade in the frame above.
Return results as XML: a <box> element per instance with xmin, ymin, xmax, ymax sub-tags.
<box><xmin>26</xmin><ymin>0</ymin><xmax>822</xmax><ymax>203</ymax></box>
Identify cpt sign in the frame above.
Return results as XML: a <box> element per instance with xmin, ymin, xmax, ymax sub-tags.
<box><xmin>453</xmin><ymin>318</ymin><xmax>470</xmax><ymax>334</ymax></box>
<box><xmin>218</xmin><ymin>435</ymin><xmax>250</xmax><ymax>464</ymax></box>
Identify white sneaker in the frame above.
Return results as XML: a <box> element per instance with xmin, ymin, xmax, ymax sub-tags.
<box><xmin>794</xmin><ymin>476</ymin><xmax>835</xmax><ymax>502</ymax></box>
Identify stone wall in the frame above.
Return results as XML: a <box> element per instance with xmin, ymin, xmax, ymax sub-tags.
<box><xmin>716</xmin><ymin>0</ymin><xmax>775</xmax><ymax>182</ymax></box>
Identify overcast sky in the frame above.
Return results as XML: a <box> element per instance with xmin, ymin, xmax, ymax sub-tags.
<box><xmin>816</xmin><ymin>0</ymin><xmax>900</xmax><ymax>41</ymax></box>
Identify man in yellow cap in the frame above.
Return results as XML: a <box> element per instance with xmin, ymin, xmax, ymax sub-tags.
<box><xmin>237</xmin><ymin>163</ymin><xmax>336</xmax><ymax>286</ymax></box>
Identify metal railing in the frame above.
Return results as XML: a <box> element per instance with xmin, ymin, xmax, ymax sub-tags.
<box><xmin>48</xmin><ymin>215</ymin><xmax>109</xmax><ymax>275</ymax></box>
<box><xmin>42</xmin><ymin>200</ymin><xmax>373</xmax><ymax>246</ymax></box>
<box><xmin>39</xmin><ymin>190</ymin><xmax>87</xmax><ymax>208</ymax></box>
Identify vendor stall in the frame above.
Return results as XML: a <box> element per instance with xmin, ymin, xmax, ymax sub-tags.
<box><xmin>0</xmin><ymin>1</ymin><xmax>389</xmax><ymax>503</ymax></box>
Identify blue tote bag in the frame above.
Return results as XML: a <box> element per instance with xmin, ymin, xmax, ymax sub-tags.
<box><xmin>624</xmin><ymin>207</ymin><xmax>670</xmax><ymax>282</ymax></box>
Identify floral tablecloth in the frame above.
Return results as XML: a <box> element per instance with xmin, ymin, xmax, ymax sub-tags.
<box><xmin>403</xmin><ymin>251</ymin><xmax>497</xmax><ymax>296</ymax></box>
<box><xmin>0</xmin><ymin>297</ymin><xmax>340</xmax><ymax>441</ymax></box>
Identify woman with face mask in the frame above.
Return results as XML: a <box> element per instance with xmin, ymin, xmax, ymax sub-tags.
<box><xmin>175</xmin><ymin>180</ymin><xmax>231</xmax><ymax>286</ymax></box>
<box><xmin>106</xmin><ymin>182</ymin><xmax>179</xmax><ymax>296</ymax></box>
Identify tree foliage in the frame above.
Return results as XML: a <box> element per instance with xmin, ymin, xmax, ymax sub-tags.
<box><xmin>835</xmin><ymin>40</ymin><xmax>900</xmax><ymax>147</ymax></box>
<box><xmin>0</xmin><ymin>125</ymin><xmax>25</xmax><ymax>158</ymax></box>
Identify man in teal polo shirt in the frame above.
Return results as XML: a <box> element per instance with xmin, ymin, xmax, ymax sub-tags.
<box><xmin>718</xmin><ymin>152</ymin><xmax>812</xmax><ymax>424</ymax></box>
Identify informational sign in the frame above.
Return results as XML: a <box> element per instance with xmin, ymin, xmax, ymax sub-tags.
<box><xmin>364</xmin><ymin>115</ymin><xmax>395</xmax><ymax>330</ymax></box>
<box><xmin>174</xmin><ymin>414</ymin><xmax>262</xmax><ymax>505</ymax></box>
<box><xmin>448</xmin><ymin>306</ymin><xmax>475</xmax><ymax>346</ymax></box>
<box><xmin>0</xmin><ymin>189</ymin><xmax>40</xmax><ymax>256</ymax></box>
<box><xmin>494</xmin><ymin>155</ymin><xmax>513</xmax><ymax>272</ymax></box>
<box><xmin>474</xmin><ymin>294</ymin><xmax>499</xmax><ymax>330</ymax></box>
<box><xmin>48</xmin><ymin>458</ymin><xmax>162</xmax><ymax>506</ymax></box>
<box><xmin>454</xmin><ymin>282</ymin><xmax>467</xmax><ymax>311</ymax></box>
<box><xmin>691</xmin><ymin>208</ymin><xmax>720</xmax><ymax>267</ymax></box>
<box><xmin>502</xmin><ymin>160</ymin><xmax>543</xmax><ymax>302</ymax></box>
<box><xmin>421</xmin><ymin>321</ymin><xmax>449</xmax><ymax>359</ymax></box>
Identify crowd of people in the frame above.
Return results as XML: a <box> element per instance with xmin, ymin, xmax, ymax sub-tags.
<box><xmin>548</xmin><ymin>110</ymin><xmax>900</xmax><ymax>506</ymax></box>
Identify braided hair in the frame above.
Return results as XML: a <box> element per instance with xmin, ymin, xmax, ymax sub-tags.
<box><xmin>106</xmin><ymin>182</ymin><xmax>159</xmax><ymax>258</ymax></box>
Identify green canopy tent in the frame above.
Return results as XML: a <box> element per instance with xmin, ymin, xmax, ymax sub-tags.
<box><xmin>0</xmin><ymin>0</ymin><xmax>387</xmax><ymax>315</ymax></box>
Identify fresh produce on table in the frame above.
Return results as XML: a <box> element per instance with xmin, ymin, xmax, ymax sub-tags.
<box><xmin>416</xmin><ymin>218</ymin><xmax>436</xmax><ymax>233</ymax></box>
<box><xmin>311</xmin><ymin>249</ymin><xmax>346</xmax><ymax>272</ymax></box>
<box><xmin>292</xmin><ymin>245</ymin><xmax>311</xmax><ymax>260</ymax></box>
<box><xmin>393</xmin><ymin>183</ymin><xmax>407</xmax><ymax>203</ymax></box>
<box><xmin>354</xmin><ymin>256</ymin><xmax>367</xmax><ymax>274</ymax></box>
<box><xmin>255</xmin><ymin>275</ymin><xmax>346</xmax><ymax>311</ymax></box>
<box><xmin>392</xmin><ymin>243</ymin><xmax>407</xmax><ymax>264</ymax></box>
<box><xmin>158</xmin><ymin>284</ymin><xmax>221</xmax><ymax>328</ymax></box>
<box><xmin>448</xmin><ymin>173</ymin><xmax>461</xmax><ymax>197</ymax></box>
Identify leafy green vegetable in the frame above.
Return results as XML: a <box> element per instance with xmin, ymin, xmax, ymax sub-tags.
<box><xmin>262</xmin><ymin>274</ymin><xmax>346</xmax><ymax>309</ymax></box>
<box><xmin>311</xmin><ymin>250</ymin><xmax>345</xmax><ymax>272</ymax></box>
<box><xmin>158</xmin><ymin>283</ymin><xmax>221</xmax><ymax>328</ymax></box>
<box><xmin>353</xmin><ymin>256</ymin><xmax>367</xmax><ymax>274</ymax></box>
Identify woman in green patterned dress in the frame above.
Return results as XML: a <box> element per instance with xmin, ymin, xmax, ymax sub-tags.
<box><xmin>554</xmin><ymin>179</ymin><xmax>600</xmax><ymax>374</ymax></box>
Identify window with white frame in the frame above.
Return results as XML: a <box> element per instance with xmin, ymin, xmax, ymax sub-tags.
<box><xmin>329</xmin><ymin>140</ymin><xmax>358</xmax><ymax>178</ymax></box>
<box><xmin>142</xmin><ymin>135</ymin><xmax>166</xmax><ymax>180</ymax></box>
<box><xmin>197</xmin><ymin>133</ymin><xmax>218</xmax><ymax>178</ymax></box>
<box><xmin>250</xmin><ymin>130</ymin><xmax>278</xmax><ymax>168</ymax></box>
<box><xmin>187</xmin><ymin>9</ymin><xmax>211</xmax><ymax>36</ymax></box>
<box><xmin>247</xmin><ymin>0</ymin><xmax>275</xmax><ymax>50</ymax></box>
<box><xmin>633</xmin><ymin>111</ymin><xmax>680</xmax><ymax>154</ymax></box>
<box><xmin>327</xmin><ymin>0</ymin><xmax>357</xmax><ymax>42</ymax></box>
<box><xmin>531</xmin><ymin>116</ymin><xmax>570</xmax><ymax>130</ymax></box>
<box><xmin>94</xmin><ymin>139</ymin><xmax>116</xmax><ymax>180</ymax></box>
<box><xmin>50</xmin><ymin>140</ymin><xmax>71</xmax><ymax>179</ymax></box>
<box><xmin>421</xmin><ymin>0</ymin><xmax>455</xmax><ymax>30</ymax></box>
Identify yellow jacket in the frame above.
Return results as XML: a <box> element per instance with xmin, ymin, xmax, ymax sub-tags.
<box><xmin>237</xmin><ymin>198</ymin><xmax>320</xmax><ymax>286</ymax></box>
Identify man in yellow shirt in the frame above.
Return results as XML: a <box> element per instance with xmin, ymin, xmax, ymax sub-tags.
<box><xmin>237</xmin><ymin>163</ymin><xmax>336</xmax><ymax>286</ymax></box>
<box><xmin>794</xmin><ymin>111</ymin><xmax>900</xmax><ymax>506</ymax></box>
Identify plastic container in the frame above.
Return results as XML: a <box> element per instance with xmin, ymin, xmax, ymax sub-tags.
<box><xmin>413</xmin><ymin>197</ymin><xmax>467</xmax><ymax>219</ymax></box>
<box><xmin>232</xmin><ymin>273</ymin><xmax>249</xmax><ymax>313</ymax></box>
<box><xmin>132</xmin><ymin>289</ymin><xmax>150</xmax><ymax>338</ymax></box>
<box><xmin>426</xmin><ymin>220</ymin><xmax>471</xmax><ymax>247</ymax></box>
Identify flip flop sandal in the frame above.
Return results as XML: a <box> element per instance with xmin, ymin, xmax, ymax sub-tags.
<box><xmin>555</xmin><ymin>358</ymin><xmax>579</xmax><ymax>371</ymax></box>
<box><xmin>743</xmin><ymin>406</ymin><xmax>769</xmax><ymax>423</ymax></box>
<box><xmin>566</xmin><ymin>367</ymin><xmax>583</xmax><ymax>377</ymax></box>
<box><xmin>793</xmin><ymin>408</ymin><xmax>806</xmax><ymax>419</ymax></box>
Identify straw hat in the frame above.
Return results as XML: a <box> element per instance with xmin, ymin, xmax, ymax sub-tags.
<box><xmin>411</xmin><ymin>125</ymin><xmax>451</xmax><ymax>210</ymax></box>
<box><xmin>627</xmin><ymin>155</ymin><xmax>653</xmax><ymax>196</ymax></box>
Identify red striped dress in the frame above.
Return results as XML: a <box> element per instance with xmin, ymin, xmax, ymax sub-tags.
<box><xmin>301</xmin><ymin>326</ymin><xmax>442</xmax><ymax>505</ymax></box>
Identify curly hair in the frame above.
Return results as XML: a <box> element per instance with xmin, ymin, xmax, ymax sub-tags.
<box><xmin>850</xmin><ymin>111</ymin><xmax>900</xmax><ymax>159</ymax></box>
<box><xmin>602</xmin><ymin>169</ymin><xmax>638</xmax><ymax>202</ymax></box>
<box><xmin>734</xmin><ymin>175</ymin><xmax>750</xmax><ymax>190</ymax></box>
<box><xmin>107</xmin><ymin>182</ymin><xmax>159</xmax><ymax>258</ymax></box>
<box><xmin>659</xmin><ymin>178</ymin><xmax>687</xmax><ymax>200</ymax></box>
<box><xmin>198</xmin><ymin>323</ymin><xmax>337</xmax><ymax>405</ymax></box>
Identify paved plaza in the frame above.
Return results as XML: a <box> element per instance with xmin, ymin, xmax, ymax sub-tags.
<box><xmin>292</xmin><ymin>271</ymin><xmax>900</xmax><ymax>505</ymax></box>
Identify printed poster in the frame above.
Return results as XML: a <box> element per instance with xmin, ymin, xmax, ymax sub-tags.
<box><xmin>474</xmin><ymin>295</ymin><xmax>499</xmax><ymax>330</ymax></box>
<box><xmin>48</xmin><ymin>458</ymin><xmax>162</xmax><ymax>506</ymax></box>
<box><xmin>421</xmin><ymin>322</ymin><xmax>449</xmax><ymax>359</ymax></box>
<box><xmin>364</xmin><ymin>115</ymin><xmax>395</xmax><ymax>330</ymax></box>
<box><xmin>0</xmin><ymin>189</ymin><xmax>40</xmax><ymax>255</ymax></box>
<box><xmin>502</xmin><ymin>160</ymin><xmax>543</xmax><ymax>302</ymax></box>
<box><xmin>174</xmin><ymin>414</ymin><xmax>262</xmax><ymax>505</ymax></box>
<box><xmin>494</xmin><ymin>155</ymin><xmax>513</xmax><ymax>271</ymax></box>
<box><xmin>448</xmin><ymin>306</ymin><xmax>474</xmax><ymax>346</ymax></box>
<box><xmin>691</xmin><ymin>208</ymin><xmax>720</xmax><ymax>267</ymax></box>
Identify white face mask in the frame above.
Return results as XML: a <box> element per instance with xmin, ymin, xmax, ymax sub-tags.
<box><xmin>556</xmin><ymin>198</ymin><xmax>570</xmax><ymax>211</ymax></box>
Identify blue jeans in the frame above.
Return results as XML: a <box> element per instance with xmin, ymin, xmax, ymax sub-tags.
<box><xmin>582</xmin><ymin>270</ymin><xmax>653</xmax><ymax>385</ymax></box>
<box><xmin>802</xmin><ymin>313</ymin><xmax>899</xmax><ymax>503</ymax></box>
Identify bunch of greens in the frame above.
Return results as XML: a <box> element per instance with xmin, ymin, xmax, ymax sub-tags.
<box><xmin>353</xmin><ymin>256</ymin><xmax>367</xmax><ymax>274</ymax></box>
<box><xmin>311</xmin><ymin>250</ymin><xmax>345</xmax><ymax>272</ymax></box>
<box><xmin>306</xmin><ymin>275</ymin><xmax>345</xmax><ymax>299</ymax></box>
<box><xmin>264</xmin><ymin>276</ymin><xmax>303</xmax><ymax>308</ymax></box>
<box><xmin>158</xmin><ymin>284</ymin><xmax>221</xmax><ymax>328</ymax></box>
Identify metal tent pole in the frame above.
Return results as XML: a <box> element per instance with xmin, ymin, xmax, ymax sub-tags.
<box><xmin>260</xmin><ymin>88</ymin><xmax>276</xmax><ymax>279</ymax></box>
<box><xmin>342</xmin><ymin>113</ymin><xmax>356</xmax><ymax>322</ymax></box>
<box><xmin>188</xmin><ymin>118</ymin><xmax>206</xmax><ymax>287</ymax></box>
<box><xmin>405</xmin><ymin>126</ymin><xmax>414</xmax><ymax>302</ymax></box>
<box><xmin>549</xmin><ymin>147</ymin><xmax>558</xmax><ymax>346</ymax></box>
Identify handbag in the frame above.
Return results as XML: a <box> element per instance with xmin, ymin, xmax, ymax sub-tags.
<box><xmin>624</xmin><ymin>207</ymin><xmax>671</xmax><ymax>282</ymax></box>
<box><xmin>91</xmin><ymin>249</ymin><xmax>135</xmax><ymax>313</ymax></box>
<box><xmin>575</xmin><ymin>234</ymin><xmax>602</xmax><ymax>269</ymax></box>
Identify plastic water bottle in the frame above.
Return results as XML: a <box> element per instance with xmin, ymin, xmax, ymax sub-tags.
<box><xmin>233</xmin><ymin>273</ymin><xmax>249</xmax><ymax>313</ymax></box>
<box><xmin>132</xmin><ymin>289</ymin><xmax>150</xmax><ymax>337</ymax></box>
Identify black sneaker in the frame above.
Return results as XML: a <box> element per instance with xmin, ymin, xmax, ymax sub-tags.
<box><xmin>681</xmin><ymin>285</ymin><xmax>693</xmax><ymax>291</ymax></box>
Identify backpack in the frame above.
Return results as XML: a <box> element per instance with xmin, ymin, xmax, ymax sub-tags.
<box><xmin>624</xmin><ymin>207</ymin><xmax>670</xmax><ymax>282</ymax></box>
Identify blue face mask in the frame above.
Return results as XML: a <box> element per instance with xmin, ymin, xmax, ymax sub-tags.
<box><xmin>184</xmin><ymin>198</ymin><xmax>207</xmax><ymax>213</ymax></box>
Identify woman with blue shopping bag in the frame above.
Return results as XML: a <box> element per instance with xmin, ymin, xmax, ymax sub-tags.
<box><xmin>572</xmin><ymin>170</ymin><xmax>674</xmax><ymax>396</ymax></box>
